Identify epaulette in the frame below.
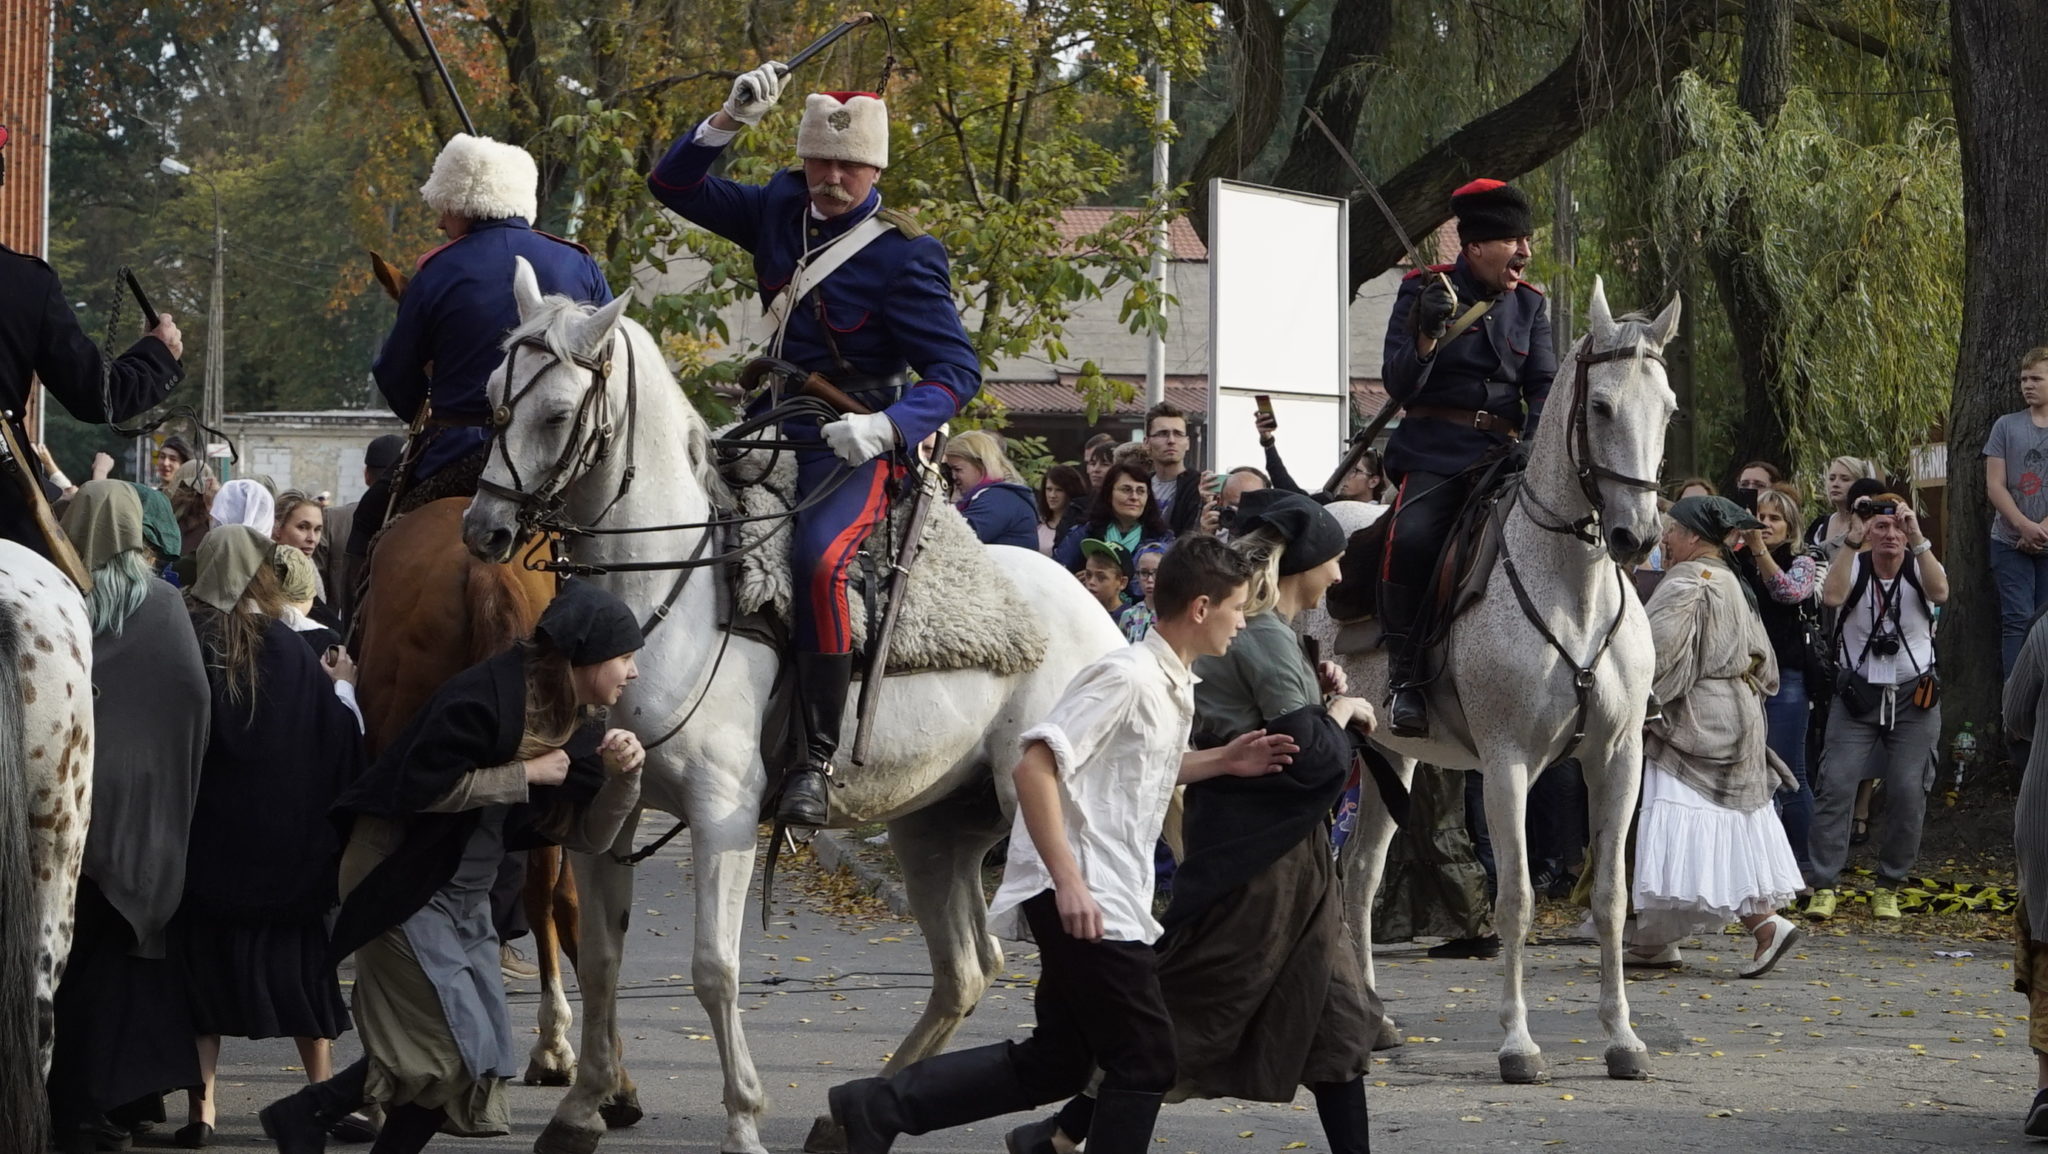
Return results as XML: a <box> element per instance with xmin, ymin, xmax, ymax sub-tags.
<box><xmin>1401</xmin><ymin>262</ymin><xmax>1455</xmax><ymax>281</ymax></box>
<box><xmin>1517</xmin><ymin>280</ymin><xmax>1546</xmax><ymax>297</ymax></box>
<box><xmin>535</xmin><ymin>229</ymin><xmax>593</xmax><ymax>255</ymax></box>
<box><xmin>414</xmin><ymin>237</ymin><xmax>462</xmax><ymax>271</ymax></box>
<box><xmin>876</xmin><ymin>206</ymin><xmax>926</xmax><ymax>239</ymax></box>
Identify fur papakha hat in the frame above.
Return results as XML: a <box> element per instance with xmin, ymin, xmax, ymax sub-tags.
<box><xmin>796</xmin><ymin>92</ymin><xmax>889</xmax><ymax>170</ymax></box>
<box><xmin>1451</xmin><ymin>178</ymin><xmax>1533</xmax><ymax>245</ymax></box>
<box><xmin>420</xmin><ymin>134</ymin><xmax>539</xmax><ymax>222</ymax></box>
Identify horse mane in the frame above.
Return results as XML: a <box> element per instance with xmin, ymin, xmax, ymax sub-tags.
<box><xmin>503</xmin><ymin>293</ymin><xmax>732</xmax><ymax>510</ymax></box>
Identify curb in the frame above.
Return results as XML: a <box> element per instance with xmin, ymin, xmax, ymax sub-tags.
<box><xmin>810</xmin><ymin>829</ymin><xmax>914</xmax><ymax>918</ymax></box>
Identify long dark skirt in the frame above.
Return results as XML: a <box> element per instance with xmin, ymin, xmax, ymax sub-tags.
<box><xmin>173</xmin><ymin>910</ymin><xmax>350</xmax><ymax>1040</ymax></box>
<box><xmin>47</xmin><ymin>881</ymin><xmax>201</xmax><ymax>1125</ymax></box>
<box><xmin>1156</xmin><ymin>832</ymin><xmax>1376</xmax><ymax>1102</ymax></box>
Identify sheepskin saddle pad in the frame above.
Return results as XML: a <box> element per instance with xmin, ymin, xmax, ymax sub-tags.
<box><xmin>720</xmin><ymin>440</ymin><xmax>1048</xmax><ymax>677</ymax></box>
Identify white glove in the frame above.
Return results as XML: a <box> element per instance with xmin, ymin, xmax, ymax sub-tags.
<box><xmin>722</xmin><ymin>62</ymin><xmax>787</xmax><ymax>126</ymax></box>
<box><xmin>822</xmin><ymin>412</ymin><xmax>899</xmax><ymax>467</ymax></box>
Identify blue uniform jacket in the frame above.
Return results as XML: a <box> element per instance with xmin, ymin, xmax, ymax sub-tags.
<box><xmin>372</xmin><ymin>218</ymin><xmax>612</xmax><ymax>478</ymax></box>
<box><xmin>957</xmin><ymin>480</ymin><xmax>1038</xmax><ymax>550</ymax></box>
<box><xmin>647</xmin><ymin>122</ymin><xmax>981</xmax><ymax>448</ymax></box>
<box><xmin>1380</xmin><ymin>256</ymin><xmax>1555</xmax><ymax>478</ymax></box>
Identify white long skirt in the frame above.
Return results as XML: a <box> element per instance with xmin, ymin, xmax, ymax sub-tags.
<box><xmin>1631</xmin><ymin>758</ymin><xmax>1803</xmax><ymax>947</ymax></box>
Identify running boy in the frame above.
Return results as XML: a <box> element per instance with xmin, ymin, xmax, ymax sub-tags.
<box><xmin>826</xmin><ymin>535</ymin><xmax>1298</xmax><ymax>1154</ymax></box>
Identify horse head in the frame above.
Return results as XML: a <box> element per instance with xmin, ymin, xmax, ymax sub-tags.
<box><xmin>463</xmin><ymin>256</ymin><xmax>633</xmax><ymax>564</ymax></box>
<box><xmin>1547</xmin><ymin>276</ymin><xmax>1681</xmax><ymax>566</ymax></box>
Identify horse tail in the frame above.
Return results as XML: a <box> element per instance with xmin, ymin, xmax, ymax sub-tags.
<box><xmin>464</xmin><ymin>555</ymin><xmax>540</xmax><ymax>666</ymax></box>
<box><xmin>0</xmin><ymin>601</ymin><xmax>48</xmax><ymax>1154</ymax></box>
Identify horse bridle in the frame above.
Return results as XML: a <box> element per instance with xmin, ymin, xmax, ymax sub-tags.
<box><xmin>475</xmin><ymin>331</ymin><xmax>637</xmax><ymax>529</ymax></box>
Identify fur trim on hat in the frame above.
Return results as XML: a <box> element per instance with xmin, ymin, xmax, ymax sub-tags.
<box><xmin>1451</xmin><ymin>177</ymin><xmax>1532</xmax><ymax>245</ymax></box>
<box><xmin>420</xmin><ymin>134</ymin><xmax>539</xmax><ymax>222</ymax></box>
<box><xmin>796</xmin><ymin>92</ymin><xmax>889</xmax><ymax>170</ymax></box>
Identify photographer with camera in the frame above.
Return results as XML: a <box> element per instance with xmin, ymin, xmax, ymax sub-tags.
<box><xmin>1803</xmin><ymin>491</ymin><xmax>1948</xmax><ymax>921</ymax></box>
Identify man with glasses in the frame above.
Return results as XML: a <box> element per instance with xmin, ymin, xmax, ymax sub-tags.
<box><xmin>1144</xmin><ymin>401</ymin><xmax>1211</xmax><ymax>536</ymax></box>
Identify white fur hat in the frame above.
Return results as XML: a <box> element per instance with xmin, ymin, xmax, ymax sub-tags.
<box><xmin>796</xmin><ymin>92</ymin><xmax>889</xmax><ymax>170</ymax></box>
<box><xmin>419</xmin><ymin>134</ymin><xmax>539</xmax><ymax>222</ymax></box>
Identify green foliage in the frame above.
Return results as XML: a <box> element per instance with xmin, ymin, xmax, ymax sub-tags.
<box><xmin>1656</xmin><ymin>71</ymin><xmax>1961</xmax><ymax>481</ymax></box>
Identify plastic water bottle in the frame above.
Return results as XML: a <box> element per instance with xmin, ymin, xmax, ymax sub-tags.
<box><xmin>1947</xmin><ymin>723</ymin><xmax>1977</xmax><ymax>806</ymax></box>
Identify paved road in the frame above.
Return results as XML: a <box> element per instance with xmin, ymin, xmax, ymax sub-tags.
<box><xmin>176</xmin><ymin>834</ymin><xmax>2035</xmax><ymax>1152</ymax></box>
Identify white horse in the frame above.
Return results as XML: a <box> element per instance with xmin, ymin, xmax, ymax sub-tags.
<box><xmin>462</xmin><ymin>259</ymin><xmax>1125</xmax><ymax>1154</ymax></box>
<box><xmin>1301</xmin><ymin>278</ymin><xmax>1680</xmax><ymax>1085</ymax></box>
<box><xmin>0</xmin><ymin>542</ymin><xmax>97</xmax><ymax>1154</ymax></box>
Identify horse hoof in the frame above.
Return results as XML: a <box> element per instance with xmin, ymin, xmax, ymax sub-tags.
<box><xmin>524</xmin><ymin>1059</ymin><xmax>575</xmax><ymax>1087</ymax></box>
<box><xmin>1372</xmin><ymin>1018</ymin><xmax>1404</xmax><ymax>1051</ymax></box>
<box><xmin>1605</xmin><ymin>1047</ymin><xmax>1651</xmax><ymax>1081</ymax></box>
<box><xmin>534</xmin><ymin>1119</ymin><xmax>603</xmax><ymax>1154</ymax></box>
<box><xmin>598</xmin><ymin>1088</ymin><xmax>643</xmax><ymax>1130</ymax></box>
<box><xmin>1498</xmin><ymin>1052</ymin><xmax>1548</xmax><ymax>1084</ymax></box>
<box><xmin>802</xmin><ymin>1115</ymin><xmax>848</xmax><ymax>1154</ymax></box>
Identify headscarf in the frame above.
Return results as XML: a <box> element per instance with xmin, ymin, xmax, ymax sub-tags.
<box><xmin>535</xmin><ymin>578</ymin><xmax>643</xmax><ymax>665</ymax></box>
<box><xmin>1669</xmin><ymin>495</ymin><xmax>1764</xmax><ymax>607</ymax></box>
<box><xmin>190</xmin><ymin>525</ymin><xmax>276</xmax><ymax>613</ymax></box>
<box><xmin>211</xmin><ymin>478</ymin><xmax>275</xmax><ymax>530</ymax></box>
<box><xmin>274</xmin><ymin>544</ymin><xmax>319</xmax><ymax>605</ymax></box>
<box><xmin>128</xmin><ymin>482</ymin><xmax>182</xmax><ymax>561</ymax></box>
<box><xmin>57</xmin><ymin>480</ymin><xmax>144</xmax><ymax>571</ymax></box>
<box><xmin>1232</xmin><ymin>489</ymin><xmax>1347</xmax><ymax>574</ymax></box>
<box><xmin>170</xmin><ymin>459</ymin><xmax>210</xmax><ymax>496</ymax></box>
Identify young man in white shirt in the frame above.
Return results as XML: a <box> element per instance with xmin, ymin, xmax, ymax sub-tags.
<box><xmin>827</xmin><ymin>535</ymin><xmax>1300</xmax><ymax>1154</ymax></box>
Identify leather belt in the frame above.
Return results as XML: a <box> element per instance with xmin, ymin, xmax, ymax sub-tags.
<box><xmin>828</xmin><ymin>371</ymin><xmax>911</xmax><ymax>406</ymax></box>
<box><xmin>1403</xmin><ymin>405</ymin><xmax>1521</xmax><ymax>440</ymax></box>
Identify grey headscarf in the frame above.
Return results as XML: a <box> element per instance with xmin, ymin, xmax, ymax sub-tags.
<box><xmin>58</xmin><ymin>480</ymin><xmax>145</xmax><ymax>571</ymax></box>
<box><xmin>1670</xmin><ymin>495</ymin><xmax>1765</xmax><ymax>607</ymax></box>
<box><xmin>190</xmin><ymin>525</ymin><xmax>276</xmax><ymax>613</ymax></box>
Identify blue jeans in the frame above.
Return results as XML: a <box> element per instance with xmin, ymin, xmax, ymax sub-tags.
<box><xmin>1765</xmin><ymin>670</ymin><xmax>1815</xmax><ymax>871</ymax></box>
<box><xmin>1992</xmin><ymin>538</ymin><xmax>2048</xmax><ymax>677</ymax></box>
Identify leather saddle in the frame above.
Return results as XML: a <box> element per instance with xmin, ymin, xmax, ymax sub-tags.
<box><xmin>1325</xmin><ymin>473</ymin><xmax>1515</xmax><ymax>659</ymax></box>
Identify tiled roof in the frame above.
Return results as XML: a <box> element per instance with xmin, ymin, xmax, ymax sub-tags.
<box><xmin>1058</xmin><ymin>208</ymin><xmax>1208</xmax><ymax>260</ymax></box>
<box><xmin>987</xmin><ymin>375</ymin><xmax>1389</xmax><ymax>420</ymax></box>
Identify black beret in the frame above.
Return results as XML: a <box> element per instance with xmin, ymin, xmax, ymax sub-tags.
<box><xmin>536</xmin><ymin>579</ymin><xmax>643</xmax><ymax>665</ymax></box>
<box><xmin>365</xmin><ymin>434</ymin><xmax>407</xmax><ymax>471</ymax></box>
<box><xmin>1452</xmin><ymin>178</ymin><xmax>1533</xmax><ymax>246</ymax></box>
<box><xmin>1233</xmin><ymin>489</ymin><xmax>1347</xmax><ymax>575</ymax></box>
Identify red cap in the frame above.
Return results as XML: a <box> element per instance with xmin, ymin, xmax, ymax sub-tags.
<box><xmin>0</xmin><ymin>126</ymin><xmax>11</xmax><ymax>151</ymax></box>
<box><xmin>1453</xmin><ymin>178</ymin><xmax>1506</xmax><ymax>197</ymax></box>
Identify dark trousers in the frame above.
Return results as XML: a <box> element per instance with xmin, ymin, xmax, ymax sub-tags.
<box><xmin>1381</xmin><ymin>470</ymin><xmax>1472</xmax><ymax>592</ymax></box>
<box><xmin>1013</xmin><ymin>890</ymin><xmax>1176</xmax><ymax>1099</ymax></box>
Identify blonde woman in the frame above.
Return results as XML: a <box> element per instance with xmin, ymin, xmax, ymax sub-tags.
<box><xmin>942</xmin><ymin>430</ymin><xmax>1038</xmax><ymax>549</ymax></box>
<box><xmin>1806</xmin><ymin>455</ymin><xmax>1879</xmax><ymax>550</ymax></box>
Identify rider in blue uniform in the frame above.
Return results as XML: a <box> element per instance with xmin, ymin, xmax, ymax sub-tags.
<box><xmin>351</xmin><ymin>134</ymin><xmax>613</xmax><ymax>562</ymax></box>
<box><xmin>1378</xmin><ymin>179</ymin><xmax>1556</xmax><ymax>738</ymax></box>
<box><xmin>649</xmin><ymin>66</ymin><xmax>983</xmax><ymax>826</ymax></box>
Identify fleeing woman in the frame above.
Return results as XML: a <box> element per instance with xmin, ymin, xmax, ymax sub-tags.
<box><xmin>259</xmin><ymin>580</ymin><xmax>647</xmax><ymax>1152</ymax></box>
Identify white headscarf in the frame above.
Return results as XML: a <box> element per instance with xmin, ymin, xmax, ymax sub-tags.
<box><xmin>210</xmin><ymin>478</ymin><xmax>275</xmax><ymax>531</ymax></box>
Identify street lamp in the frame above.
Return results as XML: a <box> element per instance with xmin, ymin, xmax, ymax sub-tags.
<box><xmin>159</xmin><ymin>155</ymin><xmax>225</xmax><ymax>474</ymax></box>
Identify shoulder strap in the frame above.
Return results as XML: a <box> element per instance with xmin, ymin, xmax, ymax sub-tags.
<box><xmin>746</xmin><ymin>214</ymin><xmax>895</xmax><ymax>347</ymax></box>
<box><xmin>1407</xmin><ymin>298</ymin><xmax>1496</xmax><ymax>398</ymax></box>
<box><xmin>1831</xmin><ymin>555</ymin><xmax>1873</xmax><ymax>660</ymax></box>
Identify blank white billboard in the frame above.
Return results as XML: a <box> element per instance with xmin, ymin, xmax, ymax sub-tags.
<box><xmin>1207</xmin><ymin>180</ymin><xmax>1350</xmax><ymax>487</ymax></box>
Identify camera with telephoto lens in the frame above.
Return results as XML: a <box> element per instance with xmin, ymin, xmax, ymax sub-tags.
<box><xmin>1854</xmin><ymin>497</ymin><xmax>1898</xmax><ymax>518</ymax></box>
<box><xmin>1869</xmin><ymin>631</ymin><xmax>1902</xmax><ymax>658</ymax></box>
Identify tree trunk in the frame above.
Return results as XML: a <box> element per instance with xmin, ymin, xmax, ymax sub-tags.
<box><xmin>1270</xmin><ymin>0</ymin><xmax>1393</xmax><ymax>198</ymax></box>
<box><xmin>1945</xmin><ymin>0</ymin><xmax>2048</xmax><ymax>758</ymax></box>
<box><xmin>1183</xmin><ymin>0</ymin><xmax>1289</xmax><ymax>241</ymax></box>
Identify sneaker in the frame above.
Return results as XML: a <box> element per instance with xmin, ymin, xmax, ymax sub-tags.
<box><xmin>1806</xmin><ymin>889</ymin><xmax>1837</xmax><ymax>920</ymax></box>
<box><xmin>1871</xmin><ymin>889</ymin><xmax>1902</xmax><ymax>920</ymax></box>
<box><xmin>2027</xmin><ymin>1086</ymin><xmax>2048</xmax><ymax>1138</ymax></box>
<box><xmin>500</xmin><ymin>943</ymin><xmax>540</xmax><ymax>982</ymax></box>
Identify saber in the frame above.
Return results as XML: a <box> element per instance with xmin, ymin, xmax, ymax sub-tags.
<box><xmin>1300</xmin><ymin>105</ymin><xmax>1454</xmax><ymax>494</ymax></box>
<box><xmin>735</xmin><ymin>12</ymin><xmax>879</xmax><ymax>105</ymax></box>
<box><xmin>401</xmin><ymin>0</ymin><xmax>478</xmax><ymax>136</ymax></box>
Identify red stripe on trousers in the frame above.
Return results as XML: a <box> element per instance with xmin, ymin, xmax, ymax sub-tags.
<box><xmin>808</xmin><ymin>462</ymin><xmax>898</xmax><ymax>654</ymax></box>
<box><xmin>1380</xmin><ymin>474</ymin><xmax>1413</xmax><ymax>582</ymax></box>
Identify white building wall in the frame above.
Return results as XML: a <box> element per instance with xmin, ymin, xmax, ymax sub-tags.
<box><xmin>223</xmin><ymin>411</ymin><xmax>408</xmax><ymax>505</ymax></box>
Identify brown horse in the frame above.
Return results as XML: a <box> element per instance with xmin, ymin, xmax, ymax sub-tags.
<box><xmin>353</xmin><ymin>491</ymin><xmax>591</xmax><ymax>1088</ymax></box>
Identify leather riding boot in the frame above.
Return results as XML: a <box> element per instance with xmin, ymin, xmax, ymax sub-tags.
<box><xmin>259</xmin><ymin>1057</ymin><xmax>370</xmax><ymax>1154</ymax></box>
<box><xmin>1378</xmin><ymin>581</ymin><xmax>1429</xmax><ymax>738</ymax></box>
<box><xmin>779</xmin><ymin>651</ymin><xmax>856</xmax><ymax>827</ymax></box>
<box><xmin>367</xmin><ymin>1104</ymin><xmax>444</xmax><ymax>1154</ymax></box>
<box><xmin>1311</xmin><ymin>1078</ymin><xmax>1371</xmax><ymax>1154</ymax></box>
<box><xmin>1079</xmin><ymin>1089</ymin><xmax>1165</xmax><ymax>1154</ymax></box>
<box><xmin>830</xmin><ymin>1043</ymin><xmax>1038</xmax><ymax>1154</ymax></box>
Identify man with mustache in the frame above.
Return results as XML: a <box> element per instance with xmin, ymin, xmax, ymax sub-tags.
<box><xmin>649</xmin><ymin>65</ymin><xmax>982</xmax><ymax>826</ymax></box>
<box><xmin>1376</xmin><ymin>178</ymin><xmax>1555</xmax><ymax>738</ymax></box>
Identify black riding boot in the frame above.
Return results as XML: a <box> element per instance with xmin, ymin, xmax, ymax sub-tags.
<box><xmin>779</xmin><ymin>651</ymin><xmax>855</xmax><ymax>827</ymax></box>
<box><xmin>367</xmin><ymin>1104</ymin><xmax>444</xmax><ymax>1154</ymax></box>
<box><xmin>259</xmin><ymin>1057</ymin><xmax>370</xmax><ymax>1154</ymax></box>
<box><xmin>830</xmin><ymin>1042</ymin><xmax>1039</xmax><ymax>1154</ymax></box>
<box><xmin>1311</xmin><ymin>1078</ymin><xmax>1371</xmax><ymax>1154</ymax></box>
<box><xmin>1379</xmin><ymin>581</ymin><xmax>1429</xmax><ymax>738</ymax></box>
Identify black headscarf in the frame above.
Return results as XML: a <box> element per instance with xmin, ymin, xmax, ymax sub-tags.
<box><xmin>537</xmin><ymin>578</ymin><xmax>643</xmax><ymax>664</ymax></box>
<box><xmin>1233</xmin><ymin>489</ymin><xmax>1347</xmax><ymax>574</ymax></box>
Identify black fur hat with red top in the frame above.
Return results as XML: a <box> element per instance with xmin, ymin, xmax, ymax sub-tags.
<box><xmin>1451</xmin><ymin>178</ymin><xmax>1532</xmax><ymax>245</ymax></box>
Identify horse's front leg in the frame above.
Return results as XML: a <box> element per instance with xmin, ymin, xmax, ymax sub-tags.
<box><xmin>523</xmin><ymin>845</ymin><xmax>577</xmax><ymax>1086</ymax></box>
<box><xmin>1482</xmin><ymin>763</ymin><xmax>1544</xmax><ymax>1084</ymax></box>
<box><xmin>535</xmin><ymin>820</ymin><xmax>639</xmax><ymax>1154</ymax></box>
<box><xmin>684</xmin><ymin>770</ymin><xmax>770</xmax><ymax>1154</ymax></box>
<box><xmin>879</xmin><ymin>789</ymin><xmax>1009</xmax><ymax>1069</ymax></box>
<box><xmin>1587</xmin><ymin>732</ymin><xmax>1649</xmax><ymax>1079</ymax></box>
<box><xmin>1338</xmin><ymin>751</ymin><xmax>1413</xmax><ymax>1049</ymax></box>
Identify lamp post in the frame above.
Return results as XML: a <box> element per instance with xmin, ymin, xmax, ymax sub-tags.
<box><xmin>159</xmin><ymin>156</ymin><xmax>224</xmax><ymax>474</ymax></box>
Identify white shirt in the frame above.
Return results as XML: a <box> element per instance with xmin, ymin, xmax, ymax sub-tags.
<box><xmin>986</xmin><ymin>630</ymin><xmax>1197</xmax><ymax>944</ymax></box>
<box><xmin>1838</xmin><ymin>553</ymin><xmax>1936</xmax><ymax>686</ymax></box>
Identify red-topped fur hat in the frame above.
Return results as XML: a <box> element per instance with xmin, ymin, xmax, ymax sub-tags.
<box><xmin>1451</xmin><ymin>178</ymin><xmax>1532</xmax><ymax>246</ymax></box>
